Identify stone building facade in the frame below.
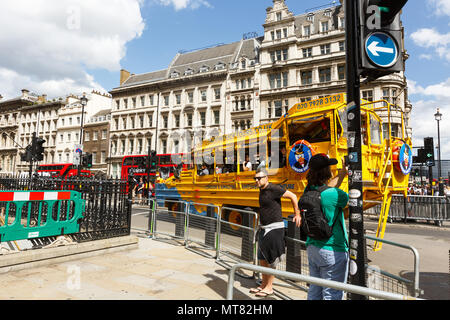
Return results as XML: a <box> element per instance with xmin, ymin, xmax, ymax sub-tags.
<box><xmin>108</xmin><ymin>0</ymin><xmax>411</xmax><ymax>178</ymax></box>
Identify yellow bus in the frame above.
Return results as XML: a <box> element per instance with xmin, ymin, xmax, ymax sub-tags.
<box><xmin>156</xmin><ymin>93</ymin><xmax>412</xmax><ymax>249</ymax></box>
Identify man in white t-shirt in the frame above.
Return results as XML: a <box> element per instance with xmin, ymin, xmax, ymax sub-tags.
<box><xmin>243</xmin><ymin>154</ymin><xmax>252</xmax><ymax>171</ymax></box>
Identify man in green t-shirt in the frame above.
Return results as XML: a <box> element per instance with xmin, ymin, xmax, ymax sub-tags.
<box><xmin>305</xmin><ymin>153</ymin><xmax>349</xmax><ymax>300</ymax></box>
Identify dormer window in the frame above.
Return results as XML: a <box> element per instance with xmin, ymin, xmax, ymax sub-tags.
<box><xmin>306</xmin><ymin>13</ymin><xmax>314</xmax><ymax>22</ymax></box>
<box><xmin>276</xmin><ymin>12</ymin><xmax>282</xmax><ymax>21</ymax></box>
<box><xmin>199</xmin><ymin>65</ymin><xmax>209</xmax><ymax>73</ymax></box>
<box><xmin>184</xmin><ymin>68</ymin><xmax>194</xmax><ymax>76</ymax></box>
<box><xmin>324</xmin><ymin>9</ymin><xmax>332</xmax><ymax>17</ymax></box>
<box><xmin>241</xmin><ymin>60</ymin><xmax>246</xmax><ymax>69</ymax></box>
<box><xmin>214</xmin><ymin>62</ymin><xmax>225</xmax><ymax>70</ymax></box>
<box><xmin>170</xmin><ymin>71</ymin><xmax>179</xmax><ymax>78</ymax></box>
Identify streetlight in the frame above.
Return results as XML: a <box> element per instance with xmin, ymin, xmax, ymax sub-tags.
<box><xmin>434</xmin><ymin>108</ymin><xmax>443</xmax><ymax>195</ymax></box>
<box><xmin>78</xmin><ymin>93</ymin><xmax>88</xmax><ymax>177</ymax></box>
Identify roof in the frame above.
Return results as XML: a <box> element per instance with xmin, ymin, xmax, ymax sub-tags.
<box><xmin>116</xmin><ymin>38</ymin><xmax>261</xmax><ymax>90</ymax></box>
<box><xmin>294</xmin><ymin>5</ymin><xmax>343</xmax><ymax>37</ymax></box>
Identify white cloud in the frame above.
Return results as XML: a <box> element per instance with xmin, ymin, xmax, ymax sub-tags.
<box><xmin>419</xmin><ymin>54</ymin><xmax>433</xmax><ymax>60</ymax></box>
<box><xmin>428</xmin><ymin>0</ymin><xmax>450</xmax><ymax>16</ymax></box>
<box><xmin>409</xmin><ymin>78</ymin><xmax>450</xmax><ymax>159</ymax></box>
<box><xmin>410</xmin><ymin>28</ymin><xmax>450</xmax><ymax>62</ymax></box>
<box><xmin>0</xmin><ymin>0</ymin><xmax>145</xmax><ymax>99</ymax></box>
<box><xmin>157</xmin><ymin>0</ymin><xmax>212</xmax><ymax>11</ymax></box>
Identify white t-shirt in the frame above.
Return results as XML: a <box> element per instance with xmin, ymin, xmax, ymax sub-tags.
<box><xmin>244</xmin><ymin>161</ymin><xmax>252</xmax><ymax>170</ymax></box>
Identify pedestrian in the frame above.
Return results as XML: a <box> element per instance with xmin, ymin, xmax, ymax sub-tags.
<box><xmin>135</xmin><ymin>177</ymin><xmax>144</xmax><ymax>204</ymax></box>
<box><xmin>243</xmin><ymin>154</ymin><xmax>252</xmax><ymax>171</ymax></box>
<box><xmin>303</xmin><ymin>154</ymin><xmax>349</xmax><ymax>300</ymax></box>
<box><xmin>250</xmin><ymin>168</ymin><xmax>301</xmax><ymax>297</ymax></box>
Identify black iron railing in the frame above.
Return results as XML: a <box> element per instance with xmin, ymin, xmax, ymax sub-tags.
<box><xmin>0</xmin><ymin>174</ymin><xmax>132</xmax><ymax>242</ymax></box>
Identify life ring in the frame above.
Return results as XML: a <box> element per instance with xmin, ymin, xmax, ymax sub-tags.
<box><xmin>392</xmin><ymin>140</ymin><xmax>412</xmax><ymax>175</ymax></box>
<box><xmin>288</xmin><ymin>140</ymin><xmax>316</xmax><ymax>173</ymax></box>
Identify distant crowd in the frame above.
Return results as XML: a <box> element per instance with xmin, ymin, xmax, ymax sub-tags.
<box><xmin>407</xmin><ymin>183</ymin><xmax>450</xmax><ymax>197</ymax></box>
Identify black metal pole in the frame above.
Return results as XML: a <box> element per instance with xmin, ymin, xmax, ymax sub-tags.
<box><xmin>345</xmin><ymin>0</ymin><xmax>368</xmax><ymax>299</ymax></box>
<box><xmin>78</xmin><ymin>101</ymin><xmax>85</xmax><ymax>177</ymax></box>
<box><xmin>437</xmin><ymin>118</ymin><xmax>443</xmax><ymax>195</ymax></box>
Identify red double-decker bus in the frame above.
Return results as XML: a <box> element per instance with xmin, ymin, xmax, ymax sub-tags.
<box><xmin>36</xmin><ymin>163</ymin><xmax>93</xmax><ymax>179</ymax></box>
<box><xmin>120</xmin><ymin>153</ymin><xmax>188</xmax><ymax>182</ymax></box>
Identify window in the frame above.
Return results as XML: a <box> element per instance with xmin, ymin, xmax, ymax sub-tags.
<box><xmin>319</xmin><ymin>67</ymin><xmax>331</xmax><ymax>82</ymax></box>
<box><xmin>184</xmin><ymin>68</ymin><xmax>194</xmax><ymax>76</ymax></box>
<box><xmin>320</xmin><ymin>44</ymin><xmax>331</xmax><ymax>55</ymax></box>
<box><xmin>121</xmin><ymin>140</ymin><xmax>125</xmax><ymax>154</ymax></box>
<box><xmin>200</xmin><ymin>66</ymin><xmax>209</xmax><ymax>73</ymax></box>
<box><xmin>321</xmin><ymin>21</ymin><xmax>329</xmax><ymax>32</ymax></box>
<box><xmin>75</xmin><ymin>133</ymin><xmax>79</xmax><ymax>142</ymax></box>
<box><xmin>283</xmin><ymin>28</ymin><xmax>288</xmax><ymax>38</ymax></box>
<box><xmin>93</xmin><ymin>131</ymin><xmax>98</xmax><ymax>141</ymax></box>
<box><xmin>115</xmin><ymin>100</ymin><xmax>120</xmax><ymax>109</ymax></box>
<box><xmin>93</xmin><ymin>152</ymin><xmax>97</xmax><ymax>164</ymax></box>
<box><xmin>129</xmin><ymin>140</ymin><xmax>134</xmax><ymax>154</ymax></box>
<box><xmin>274</xmin><ymin>100</ymin><xmax>283</xmax><ymax>117</ymax></box>
<box><xmin>200</xmin><ymin>111</ymin><xmax>206</xmax><ymax>126</ymax></box>
<box><xmin>124</xmin><ymin>99</ymin><xmax>128</xmax><ymax>109</ymax></box>
<box><xmin>304</xmin><ymin>25</ymin><xmax>311</xmax><ymax>37</ymax></box>
<box><xmin>339</xmin><ymin>41</ymin><xmax>345</xmax><ymax>52</ymax></box>
<box><xmin>148</xmin><ymin>113</ymin><xmax>153</xmax><ymax>127</ymax></box>
<box><xmin>174</xmin><ymin>114</ymin><xmax>180</xmax><ymax>127</ymax></box>
<box><xmin>276</xmin><ymin>12</ymin><xmax>282</xmax><ymax>21</ymax></box>
<box><xmin>69</xmin><ymin>118</ymin><xmax>72</xmax><ymax>125</ymax></box>
<box><xmin>139</xmin><ymin>116</ymin><xmax>144</xmax><ymax>128</ymax></box>
<box><xmin>176</xmin><ymin>94</ymin><xmax>181</xmax><ymax>105</ymax></box>
<box><xmin>324</xmin><ymin>9</ymin><xmax>332</xmax><ymax>17</ymax></box>
<box><xmin>302</xmin><ymin>47</ymin><xmax>312</xmax><ymax>58</ymax></box>
<box><xmin>163</xmin><ymin>115</ymin><xmax>168</xmax><ymax>128</ymax></box>
<box><xmin>271</xmin><ymin>31</ymin><xmax>275</xmax><ymax>40</ymax></box>
<box><xmin>130</xmin><ymin>117</ymin><xmax>135</xmax><ymax>129</ymax></box>
<box><xmin>68</xmin><ymin>133</ymin><xmax>71</xmax><ymax>141</ymax></box>
<box><xmin>270</xmin><ymin>48</ymin><xmax>288</xmax><ymax>62</ymax></box>
<box><xmin>150</xmin><ymin>95</ymin><xmax>154</xmax><ymax>105</ymax></box>
<box><xmin>213</xmin><ymin>110</ymin><xmax>220</xmax><ymax>124</ymax></box>
<box><xmin>161</xmin><ymin>140</ymin><xmax>167</xmax><ymax>154</ymax></box>
<box><xmin>77</xmin><ymin>116</ymin><xmax>80</xmax><ymax>124</ymax></box>
<box><xmin>201</xmin><ymin>90</ymin><xmax>207</xmax><ymax>102</ymax></box>
<box><xmin>186</xmin><ymin>113</ymin><xmax>193</xmax><ymax>127</ymax></box>
<box><xmin>164</xmin><ymin>95</ymin><xmax>169</xmax><ymax>106</ymax></box>
<box><xmin>338</xmin><ymin>65</ymin><xmax>346</xmax><ymax>80</ymax></box>
<box><xmin>362</xmin><ymin>90</ymin><xmax>374</xmax><ymax>102</ymax></box>
<box><xmin>102</xmin><ymin>129</ymin><xmax>107</xmax><ymax>139</ymax></box>
<box><xmin>215</xmin><ymin>62</ymin><xmax>225</xmax><ymax>70</ymax></box>
<box><xmin>276</xmin><ymin>29</ymin><xmax>282</xmax><ymax>39</ymax></box>
<box><xmin>339</xmin><ymin>17</ymin><xmax>345</xmax><ymax>29</ymax></box>
<box><xmin>101</xmin><ymin>151</ymin><xmax>106</xmax><ymax>163</ymax></box>
<box><xmin>241</xmin><ymin>60</ymin><xmax>246</xmax><ymax>69</ymax></box>
<box><xmin>171</xmin><ymin>71</ymin><xmax>179</xmax><ymax>78</ymax></box>
<box><xmin>60</xmin><ymin>134</ymin><xmax>63</xmax><ymax>142</ymax></box>
<box><xmin>214</xmin><ymin>88</ymin><xmax>221</xmax><ymax>100</ymax></box>
<box><xmin>187</xmin><ymin>91</ymin><xmax>194</xmax><ymax>103</ymax></box>
<box><xmin>132</xmin><ymin>97</ymin><xmax>136</xmax><ymax>108</ymax></box>
<box><xmin>123</xmin><ymin>117</ymin><xmax>127</xmax><ymax>130</ymax></box>
<box><xmin>306</xmin><ymin>13</ymin><xmax>314</xmax><ymax>22</ymax></box>
<box><xmin>173</xmin><ymin>140</ymin><xmax>179</xmax><ymax>154</ymax></box>
<box><xmin>140</xmin><ymin>96</ymin><xmax>145</xmax><ymax>106</ymax></box>
<box><xmin>269</xmin><ymin>72</ymin><xmax>288</xmax><ymax>89</ymax></box>
<box><xmin>301</xmin><ymin>70</ymin><xmax>313</xmax><ymax>85</ymax></box>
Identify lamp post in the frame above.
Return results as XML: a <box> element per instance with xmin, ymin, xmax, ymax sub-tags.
<box><xmin>434</xmin><ymin>108</ymin><xmax>443</xmax><ymax>195</ymax></box>
<box><xmin>78</xmin><ymin>93</ymin><xmax>88</xmax><ymax>177</ymax></box>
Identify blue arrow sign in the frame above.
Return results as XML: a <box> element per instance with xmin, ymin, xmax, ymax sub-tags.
<box><xmin>365</xmin><ymin>32</ymin><xmax>399</xmax><ymax>68</ymax></box>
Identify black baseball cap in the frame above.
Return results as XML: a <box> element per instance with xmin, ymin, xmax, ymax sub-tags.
<box><xmin>309</xmin><ymin>153</ymin><xmax>338</xmax><ymax>170</ymax></box>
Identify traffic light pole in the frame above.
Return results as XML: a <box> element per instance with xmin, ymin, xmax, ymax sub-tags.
<box><xmin>345</xmin><ymin>0</ymin><xmax>368</xmax><ymax>299</ymax></box>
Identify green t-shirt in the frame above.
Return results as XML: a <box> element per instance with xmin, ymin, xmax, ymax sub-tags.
<box><xmin>305</xmin><ymin>185</ymin><xmax>349</xmax><ymax>252</ymax></box>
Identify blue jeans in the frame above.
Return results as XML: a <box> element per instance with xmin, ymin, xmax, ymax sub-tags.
<box><xmin>307</xmin><ymin>244</ymin><xmax>349</xmax><ymax>300</ymax></box>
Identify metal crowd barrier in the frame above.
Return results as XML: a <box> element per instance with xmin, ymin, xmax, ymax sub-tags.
<box><xmin>0</xmin><ymin>190</ymin><xmax>85</xmax><ymax>242</ymax></box>
<box><xmin>152</xmin><ymin>199</ymin><xmax>188</xmax><ymax>244</ymax></box>
<box><xmin>215</xmin><ymin>207</ymin><xmax>258</xmax><ymax>276</ymax></box>
<box><xmin>365</xmin><ymin>235</ymin><xmax>422</xmax><ymax>297</ymax></box>
<box><xmin>185</xmin><ymin>202</ymin><xmax>221</xmax><ymax>259</ymax></box>
<box><xmin>366</xmin><ymin>195</ymin><xmax>449</xmax><ymax>226</ymax></box>
<box><xmin>226</xmin><ymin>263</ymin><xmax>423</xmax><ymax>300</ymax></box>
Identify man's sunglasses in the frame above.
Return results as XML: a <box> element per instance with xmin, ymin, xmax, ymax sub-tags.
<box><xmin>254</xmin><ymin>176</ymin><xmax>266</xmax><ymax>181</ymax></box>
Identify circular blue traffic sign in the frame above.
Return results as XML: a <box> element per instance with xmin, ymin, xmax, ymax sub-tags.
<box><xmin>365</xmin><ymin>32</ymin><xmax>399</xmax><ymax>68</ymax></box>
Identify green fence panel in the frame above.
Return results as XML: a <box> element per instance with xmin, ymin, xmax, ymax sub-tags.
<box><xmin>0</xmin><ymin>190</ymin><xmax>85</xmax><ymax>242</ymax></box>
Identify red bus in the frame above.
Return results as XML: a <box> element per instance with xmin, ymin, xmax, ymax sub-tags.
<box><xmin>120</xmin><ymin>153</ymin><xmax>189</xmax><ymax>182</ymax></box>
<box><xmin>36</xmin><ymin>163</ymin><xmax>93</xmax><ymax>179</ymax></box>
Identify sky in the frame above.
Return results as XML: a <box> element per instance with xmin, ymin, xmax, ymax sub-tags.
<box><xmin>0</xmin><ymin>0</ymin><xmax>449</xmax><ymax>159</ymax></box>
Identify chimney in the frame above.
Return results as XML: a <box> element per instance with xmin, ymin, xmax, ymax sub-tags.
<box><xmin>120</xmin><ymin>69</ymin><xmax>131</xmax><ymax>86</ymax></box>
<box><xmin>21</xmin><ymin>89</ymin><xmax>29</xmax><ymax>98</ymax></box>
